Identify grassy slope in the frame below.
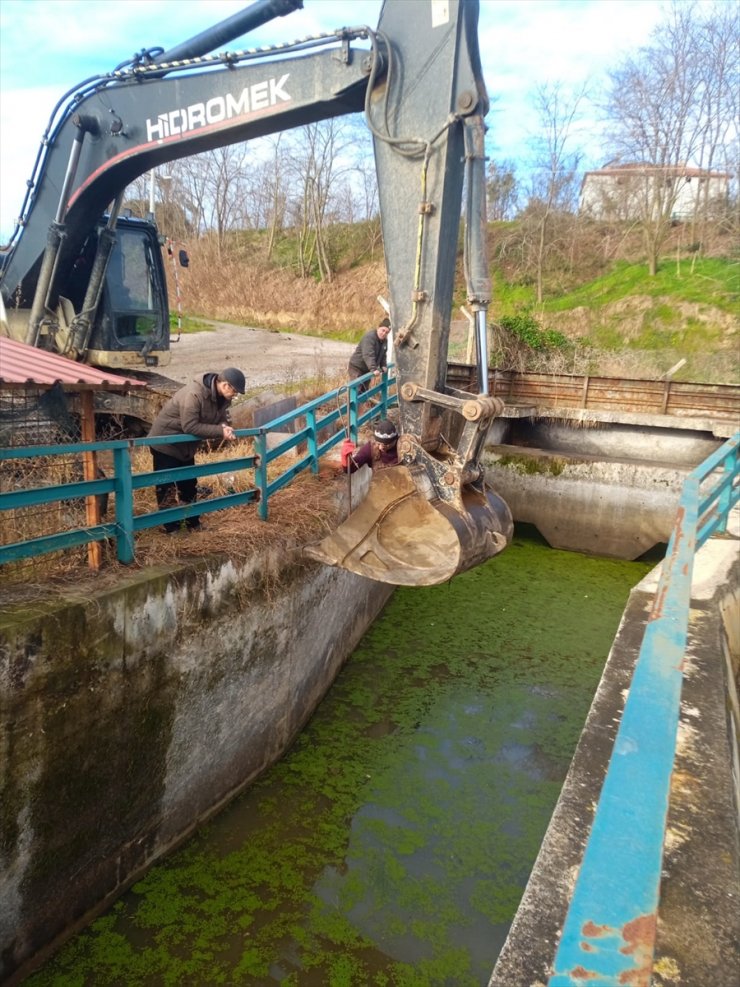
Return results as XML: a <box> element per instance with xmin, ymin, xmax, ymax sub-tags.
<box><xmin>178</xmin><ymin>223</ymin><xmax>739</xmax><ymax>383</ymax></box>
<box><xmin>492</xmin><ymin>258</ymin><xmax>739</xmax><ymax>375</ymax></box>
<box><xmin>544</xmin><ymin>258</ymin><xmax>737</xmax><ymax>313</ymax></box>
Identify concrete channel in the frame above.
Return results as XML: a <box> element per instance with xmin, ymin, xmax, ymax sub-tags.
<box><xmin>489</xmin><ymin>511</ymin><xmax>740</xmax><ymax>987</ymax></box>
<box><xmin>1</xmin><ymin>399</ymin><xmax>738</xmax><ymax>984</ymax></box>
<box><xmin>482</xmin><ymin>398</ymin><xmax>739</xmax><ymax>983</ymax></box>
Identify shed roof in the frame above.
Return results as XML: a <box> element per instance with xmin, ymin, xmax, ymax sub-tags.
<box><xmin>0</xmin><ymin>336</ymin><xmax>148</xmax><ymax>390</ymax></box>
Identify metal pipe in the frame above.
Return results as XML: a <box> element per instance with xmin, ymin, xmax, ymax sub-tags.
<box><xmin>154</xmin><ymin>0</ymin><xmax>304</xmax><ymax>65</ymax></box>
<box><xmin>27</xmin><ymin>124</ymin><xmax>92</xmax><ymax>345</ymax></box>
<box><xmin>463</xmin><ymin>115</ymin><xmax>491</xmax><ymax>396</ymax></box>
<box><xmin>66</xmin><ymin>192</ymin><xmax>125</xmax><ymax>357</ymax></box>
<box><xmin>474</xmin><ymin>309</ymin><xmax>489</xmax><ymax>396</ymax></box>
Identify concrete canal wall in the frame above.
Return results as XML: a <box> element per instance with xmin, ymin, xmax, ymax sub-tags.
<box><xmin>484</xmin><ymin>416</ymin><xmax>724</xmax><ymax>558</ymax></box>
<box><xmin>490</xmin><ymin>518</ymin><xmax>740</xmax><ymax>987</ymax></box>
<box><xmin>0</xmin><ymin>415</ymin><xmax>734</xmax><ymax>982</ymax></box>
<box><xmin>0</xmin><ymin>487</ymin><xmax>393</xmax><ymax>982</ymax></box>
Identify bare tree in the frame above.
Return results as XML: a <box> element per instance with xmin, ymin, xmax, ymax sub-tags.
<box><xmin>600</xmin><ymin>1</ymin><xmax>736</xmax><ymax>274</ymax></box>
<box><xmin>521</xmin><ymin>82</ymin><xmax>585</xmax><ymax>303</ymax></box>
<box><xmin>203</xmin><ymin>146</ymin><xmax>251</xmax><ymax>252</ymax></box>
<box><xmin>288</xmin><ymin>119</ymin><xmax>356</xmax><ymax>282</ymax></box>
<box><xmin>354</xmin><ymin>154</ymin><xmax>379</xmax><ymax>222</ymax></box>
<box><xmin>250</xmin><ymin>135</ymin><xmax>289</xmax><ymax>260</ymax></box>
<box><xmin>349</xmin><ymin>132</ymin><xmax>381</xmax><ymax>261</ymax></box>
<box><xmin>690</xmin><ymin>3</ymin><xmax>739</xmax><ymax>255</ymax></box>
<box><xmin>122</xmin><ymin>170</ymin><xmax>191</xmax><ymax>239</ymax></box>
<box><xmin>167</xmin><ymin>155</ymin><xmax>210</xmax><ymax>236</ymax></box>
<box><xmin>122</xmin><ymin>173</ymin><xmax>150</xmax><ymax>219</ymax></box>
<box><xmin>486</xmin><ymin>159</ymin><xmax>519</xmax><ymax>221</ymax></box>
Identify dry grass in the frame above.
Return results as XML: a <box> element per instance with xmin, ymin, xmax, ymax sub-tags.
<box><xmin>135</xmin><ymin>469</ymin><xmax>344</xmax><ymax>567</ymax></box>
<box><xmin>0</xmin><ymin>420</ymin><xmax>351</xmax><ymax>589</ymax></box>
<box><xmin>0</xmin><ymin>469</ymin><xmax>346</xmax><ymax>609</ymax></box>
<box><xmin>181</xmin><ymin>238</ymin><xmax>386</xmax><ymax>334</ymax></box>
<box><xmin>0</xmin><ymin>357</ymin><xmax>390</xmax><ymax>600</ymax></box>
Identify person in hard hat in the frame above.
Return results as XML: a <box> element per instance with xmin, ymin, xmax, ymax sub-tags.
<box><xmin>348</xmin><ymin>317</ymin><xmax>390</xmax><ymax>392</ymax></box>
<box><xmin>342</xmin><ymin>419</ymin><xmax>400</xmax><ymax>473</ymax></box>
<box><xmin>148</xmin><ymin>367</ymin><xmax>245</xmax><ymax>533</ymax></box>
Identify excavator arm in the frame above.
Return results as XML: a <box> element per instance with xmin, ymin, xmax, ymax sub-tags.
<box><xmin>0</xmin><ymin>0</ymin><xmax>512</xmax><ymax>585</ymax></box>
<box><xmin>0</xmin><ymin>0</ymin><xmax>372</xmax><ymax>331</ymax></box>
<box><xmin>307</xmin><ymin>0</ymin><xmax>513</xmax><ymax>584</ymax></box>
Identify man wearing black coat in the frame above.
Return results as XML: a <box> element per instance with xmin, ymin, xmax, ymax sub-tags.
<box><xmin>148</xmin><ymin>367</ymin><xmax>245</xmax><ymax>533</ymax></box>
<box><xmin>348</xmin><ymin>317</ymin><xmax>391</xmax><ymax>392</ymax></box>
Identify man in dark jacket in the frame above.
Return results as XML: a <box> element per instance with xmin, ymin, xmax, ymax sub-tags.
<box><xmin>343</xmin><ymin>419</ymin><xmax>399</xmax><ymax>473</ymax></box>
<box><xmin>148</xmin><ymin>367</ymin><xmax>245</xmax><ymax>532</ymax></box>
<box><xmin>348</xmin><ymin>317</ymin><xmax>390</xmax><ymax>392</ymax></box>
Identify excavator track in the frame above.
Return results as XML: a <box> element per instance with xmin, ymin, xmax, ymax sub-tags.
<box><xmin>92</xmin><ymin>370</ymin><xmax>180</xmax><ymax>437</ymax></box>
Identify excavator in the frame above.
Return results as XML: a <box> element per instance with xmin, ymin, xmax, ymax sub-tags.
<box><xmin>0</xmin><ymin>0</ymin><xmax>513</xmax><ymax>586</ymax></box>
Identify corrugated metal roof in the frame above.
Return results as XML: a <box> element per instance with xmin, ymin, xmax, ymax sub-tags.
<box><xmin>0</xmin><ymin>336</ymin><xmax>148</xmax><ymax>390</ymax></box>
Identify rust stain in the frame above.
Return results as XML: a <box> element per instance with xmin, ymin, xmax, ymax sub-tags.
<box><xmin>673</xmin><ymin>507</ymin><xmax>687</xmax><ymax>549</ymax></box>
<box><xmin>618</xmin><ymin>968</ymin><xmax>652</xmax><ymax>987</ymax></box>
<box><xmin>582</xmin><ymin>920</ymin><xmax>611</xmax><ymax>937</ymax></box>
<box><xmin>616</xmin><ymin>913</ymin><xmax>657</xmax><ymax>987</ymax></box>
<box><xmin>650</xmin><ymin>582</ymin><xmax>668</xmax><ymax>619</ymax></box>
<box><xmin>621</xmin><ymin>913</ymin><xmax>657</xmax><ymax>956</ymax></box>
<box><xmin>570</xmin><ymin>966</ymin><xmax>599</xmax><ymax>980</ymax></box>
<box><xmin>580</xmin><ymin>942</ymin><xmax>596</xmax><ymax>952</ymax></box>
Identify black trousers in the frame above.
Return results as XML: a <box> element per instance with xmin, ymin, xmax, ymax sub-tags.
<box><xmin>349</xmin><ymin>364</ymin><xmax>370</xmax><ymax>394</ymax></box>
<box><xmin>151</xmin><ymin>449</ymin><xmax>200</xmax><ymax>532</ymax></box>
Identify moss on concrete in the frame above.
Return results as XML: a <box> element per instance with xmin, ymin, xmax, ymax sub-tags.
<box><xmin>25</xmin><ymin>533</ymin><xmax>650</xmax><ymax>986</ymax></box>
<box><xmin>497</xmin><ymin>453</ymin><xmax>567</xmax><ymax>477</ymax></box>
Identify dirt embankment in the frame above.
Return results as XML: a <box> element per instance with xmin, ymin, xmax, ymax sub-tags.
<box><xmin>543</xmin><ymin>297</ymin><xmax>737</xmax><ymax>341</ymax></box>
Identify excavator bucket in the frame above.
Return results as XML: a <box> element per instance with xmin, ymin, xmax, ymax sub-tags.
<box><xmin>305</xmin><ymin>467</ymin><xmax>513</xmax><ymax>587</ymax></box>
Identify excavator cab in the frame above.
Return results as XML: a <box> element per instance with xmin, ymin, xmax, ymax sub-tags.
<box><xmin>60</xmin><ymin>218</ymin><xmax>170</xmax><ymax>368</ymax></box>
<box><xmin>99</xmin><ymin>221</ymin><xmax>169</xmax><ymax>364</ymax></box>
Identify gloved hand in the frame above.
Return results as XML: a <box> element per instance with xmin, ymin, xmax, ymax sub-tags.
<box><xmin>340</xmin><ymin>438</ymin><xmax>356</xmax><ymax>469</ymax></box>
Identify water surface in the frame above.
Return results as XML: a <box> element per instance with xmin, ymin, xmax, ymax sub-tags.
<box><xmin>29</xmin><ymin>531</ymin><xmax>650</xmax><ymax>986</ymax></box>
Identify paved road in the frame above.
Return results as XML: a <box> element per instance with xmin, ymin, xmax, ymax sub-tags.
<box><xmin>164</xmin><ymin>321</ymin><xmax>355</xmax><ymax>390</ymax></box>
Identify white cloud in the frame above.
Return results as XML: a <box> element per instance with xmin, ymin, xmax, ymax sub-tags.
<box><xmin>479</xmin><ymin>0</ymin><xmax>667</xmax><ymax>168</ymax></box>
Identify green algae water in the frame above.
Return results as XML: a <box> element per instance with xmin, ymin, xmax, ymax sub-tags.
<box><xmin>28</xmin><ymin>532</ymin><xmax>651</xmax><ymax>987</ymax></box>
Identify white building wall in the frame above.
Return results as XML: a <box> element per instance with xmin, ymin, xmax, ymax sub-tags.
<box><xmin>580</xmin><ymin>172</ymin><xmax>728</xmax><ymax>220</ymax></box>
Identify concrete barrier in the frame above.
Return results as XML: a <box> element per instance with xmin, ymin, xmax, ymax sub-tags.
<box><xmin>483</xmin><ymin>416</ymin><xmax>725</xmax><ymax>559</ymax></box>
<box><xmin>485</xmin><ymin>453</ymin><xmax>686</xmax><ymax>558</ymax></box>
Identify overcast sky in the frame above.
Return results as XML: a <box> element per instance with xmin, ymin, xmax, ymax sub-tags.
<box><xmin>0</xmin><ymin>0</ymin><xmax>678</xmax><ymax>240</ymax></box>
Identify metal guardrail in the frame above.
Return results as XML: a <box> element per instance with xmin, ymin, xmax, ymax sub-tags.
<box><xmin>0</xmin><ymin>370</ymin><xmax>396</xmax><ymax>567</ymax></box>
<box><xmin>548</xmin><ymin>430</ymin><xmax>740</xmax><ymax>987</ymax></box>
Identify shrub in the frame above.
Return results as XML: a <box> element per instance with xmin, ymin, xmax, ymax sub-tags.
<box><xmin>498</xmin><ymin>313</ymin><xmax>568</xmax><ymax>351</ymax></box>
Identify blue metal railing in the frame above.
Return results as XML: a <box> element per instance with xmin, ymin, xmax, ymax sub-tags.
<box><xmin>549</xmin><ymin>431</ymin><xmax>740</xmax><ymax>987</ymax></box>
<box><xmin>0</xmin><ymin>371</ymin><xmax>396</xmax><ymax>567</ymax></box>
